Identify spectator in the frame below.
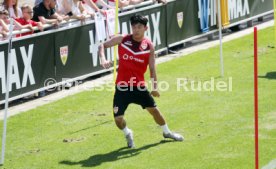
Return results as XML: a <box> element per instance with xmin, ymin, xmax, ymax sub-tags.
<box><xmin>34</xmin><ymin>0</ymin><xmax>43</xmax><ymax>6</ymax></box>
<box><xmin>87</xmin><ymin>0</ymin><xmax>114</xmax><ymax>9</ymax></box>
<box><xmin>81</xmin><ymin>0</ymin><xmax>105</xmax><ymax>15</ymax></box>
<box><xmin>118</xmin><ymin>0</ymin><xmax>130</xmax><ymax>8</ymax></box>
<box><xmin>0</xmin><ymin>10</ymin><xmax>10</xmax><ymax>23</ymax></box>
<box><xmin>0</xmin><ymin>10</ymin><xmax>33</xmax><ymax>37</ymax></box>
<box><xmin>59</xmin><ymin>0</ymin><xmax>92</xmax><ymax>21</ymax></box>
<box><xmin>73</xmin><ymin>0</ymin><xmax>128</xmax><ymax>13</ymax></box>
<box><xmin>0</xmin><ymin>28</ymin><xmax>8</xmax><ymax>39</ymax></box>
<box><xmin>16</xmin><ymin>4</ymin><xmax>44</xmax><ymax>37</ymax></box>
<box><xmin>55</xmin><ymin>0</ymin><xmax>75</xmax><ymax>20</ymax></box>
<box><xmin>2</xmin><ymin>0</ymin><xmax>22</xmax><ymax>18</ymax></box>
<box><xmin>56</xmin><ymin>0</ymin><xmax>67</xmax><ymax>15</ymax></box>
<box><xmin>0</xmin><ymin>11</ymin><xmax>9</xmax><ymax>31</ymax></box>
<box><xmin>0</xmin><ymin>9</ymin><xmax>34</xmax><ymax>33</ymax></box>
<box><xmin>0</xmin><ymin>18</ymin><xmax>8</xmax><ymax>39</ymax></box>
<box><xmin>129</xmin><ymin>0</ymin><xmax>144</xmax><ymax>5</ymax></box>
<box><xmin>107</xmin><ymin>0</ymin><xmax>130</xmax><ymax>8</ymax></box>
<box><xmin>107</xmin><ymin>0</ymin><xmax>115</xmax><ymax>7</ymax></box>
<box><xmin>32</xmin><ymin>0</ymin><xmax>68</xmax><ymax>25</ymax></box>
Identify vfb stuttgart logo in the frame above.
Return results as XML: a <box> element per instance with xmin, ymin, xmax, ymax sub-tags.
<box><xmin>60</xmin><ymin>46</ymin><xmax>68</xmax><ymax>66</ymax></box>
<box><xmin>177</xmin><ymin>12</ymin><xmax>184</xmax><ymax>29</ymax></box>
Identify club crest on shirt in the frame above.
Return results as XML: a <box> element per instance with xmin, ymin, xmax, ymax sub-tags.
<box><xmin>141</xmin><ymin>41</ymin><xmax>148</xmax><ymax>50</ymax></box>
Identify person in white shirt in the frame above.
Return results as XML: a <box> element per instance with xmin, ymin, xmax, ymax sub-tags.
<box><xmin>56</xmin><ymin>0</ymin><xmax>66</xmax><ymax>15</ymax></box>
<box><xmin>82</xmin><ymin>0</ymin><xmax>109</xmax><ymax>15</ymax></box>
<box><xmin>96</xmin><ymin>0</ymin><xmax>114</xmax><ymax>9</ymax></box>
<box><xmin>108</xmin><ymin>0</ymin><xmax>130</xmax><ymax>8</ymax></box>
<box><xmin>2</xmin><ymin>0</ymin><xmax>22</xmax><ymax>18</ymax></box>
<box><xmin>60</xmin><ymin>0</ymin><xmax>93</xmax><ymax>20</ymax></box>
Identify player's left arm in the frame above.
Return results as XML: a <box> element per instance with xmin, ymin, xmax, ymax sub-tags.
<box><xmin>149</xmin><ymin>44</ymin><xmax>160</xmax><ymax>98</ymax></box>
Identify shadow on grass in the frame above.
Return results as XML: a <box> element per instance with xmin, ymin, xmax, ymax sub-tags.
<box><xmin>70</xmin><ymin>120</ymin><xmax>113</xmax><ymax>134</ymax></box>
<box><xmin>59</xmin><ymin>140</ymin><xmax>172</xmax><ymax>167</ymax></box>
<box><xmin>258</xmin><ymin>71</ymin><xmax>276</xmax><ymax>80</ymax></box>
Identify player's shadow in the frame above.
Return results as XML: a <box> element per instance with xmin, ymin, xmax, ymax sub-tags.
<box><xmin>70</xmin><ymin>120</ymin><xmax>113</xmax><ymax>134</ymax></box>
<box><xmin>59</xmin><ymin>140</ymin><xmax>172</xmax><ymax>167</ymax></box>
<box><xmin>258</xmin><ymin>71</ymin><xmax>276</xmax><ymax>80</ymax></box>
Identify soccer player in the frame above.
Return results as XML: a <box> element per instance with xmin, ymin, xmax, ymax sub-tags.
<box><xmin>99</xmin><ymin>14</ymin><xmax>184</xmax><ymax>148</ymax></box>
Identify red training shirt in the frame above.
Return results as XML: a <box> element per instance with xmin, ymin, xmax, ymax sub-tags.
<box><xmin>116</xmin><ymin>34</ymin><xmax>153</xmax><ymax>87</ymax></box>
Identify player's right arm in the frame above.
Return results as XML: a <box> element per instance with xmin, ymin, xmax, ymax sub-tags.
<box><xmin>98</xmin><ymin>34</ymin><xmax>124</xmax><ymax>69</ymax></box>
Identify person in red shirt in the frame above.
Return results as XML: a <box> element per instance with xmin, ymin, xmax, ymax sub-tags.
<box><xmin>99</xmin><ymin>14</ymin><xmax>183</xmax><ymax>148</ymax></box>
<box><xmin>16</xmin><ymin>4</ymin><xmax>43</xmax><ymax>37</ymax></box>
<box><xmin>0</xmin><ymin>9</ymin><xmax>34</xmax><ymax>36</ymax></box>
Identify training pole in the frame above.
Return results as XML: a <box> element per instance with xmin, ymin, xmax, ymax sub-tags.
<box><xmin>274</xmin><ymin>0</ymin><xmax>276</xmax><ymax>47</ymax></box>
<box><xmin>217</xmin><ymin>0</ymin><xmax>224</xmax><ymax>77</ymax></box>
<box><xmin>254</xmin><ymin>27</ymin><xmax>259</xmax><ymax>169</ymax></box>
<box><xmin>113</xmin><ymin>1</ymin><xmax>119</xmax><ymax>83</ymax></box>
<box><xmin>111</xmin><ymin>0</ymin><xmax>119</xmax><ymax>117</ymax></box>
<box><xmin>1</xmin><ymin>13</ymin><xmax>14</xmax><ymax>165</ymax></box>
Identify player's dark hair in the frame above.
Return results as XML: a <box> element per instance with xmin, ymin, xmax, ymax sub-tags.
<box><xmin>130</xmin><ymin>14</ymin><xmax>148</xmax><ymax>26</ymax></box>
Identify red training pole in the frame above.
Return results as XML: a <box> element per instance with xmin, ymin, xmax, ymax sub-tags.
<box><xmin>254</xmin><ymin>26</ymin><xmax>259</xmax><ymax>169</ymax></box>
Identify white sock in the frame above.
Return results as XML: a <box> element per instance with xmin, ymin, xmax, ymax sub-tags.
<box><xmin>161</xmin><ymin>124</ymin><xmax>171</xmax><ymax>134</ymax></box>
<box><xmin>122</xmin><ymin>127</ymin><xmax>131</xmax><ymax>136</ymax></box>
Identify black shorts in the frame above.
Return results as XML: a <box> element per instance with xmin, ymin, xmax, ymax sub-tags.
<box><xmin>113</xmin><ymin>86</ymin><xmax>157</xmax><ymax>117</ymax></box>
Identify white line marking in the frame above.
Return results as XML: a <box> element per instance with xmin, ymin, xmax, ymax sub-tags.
<box><xmin>121</xmin><ymin>44</ymin><xmax>150</xmax><ymax>55</ymax></box>
<box><xmin>262</xmin><ymin>159</ymin><xmax>276</xmax><ymax>169</ymax></box>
